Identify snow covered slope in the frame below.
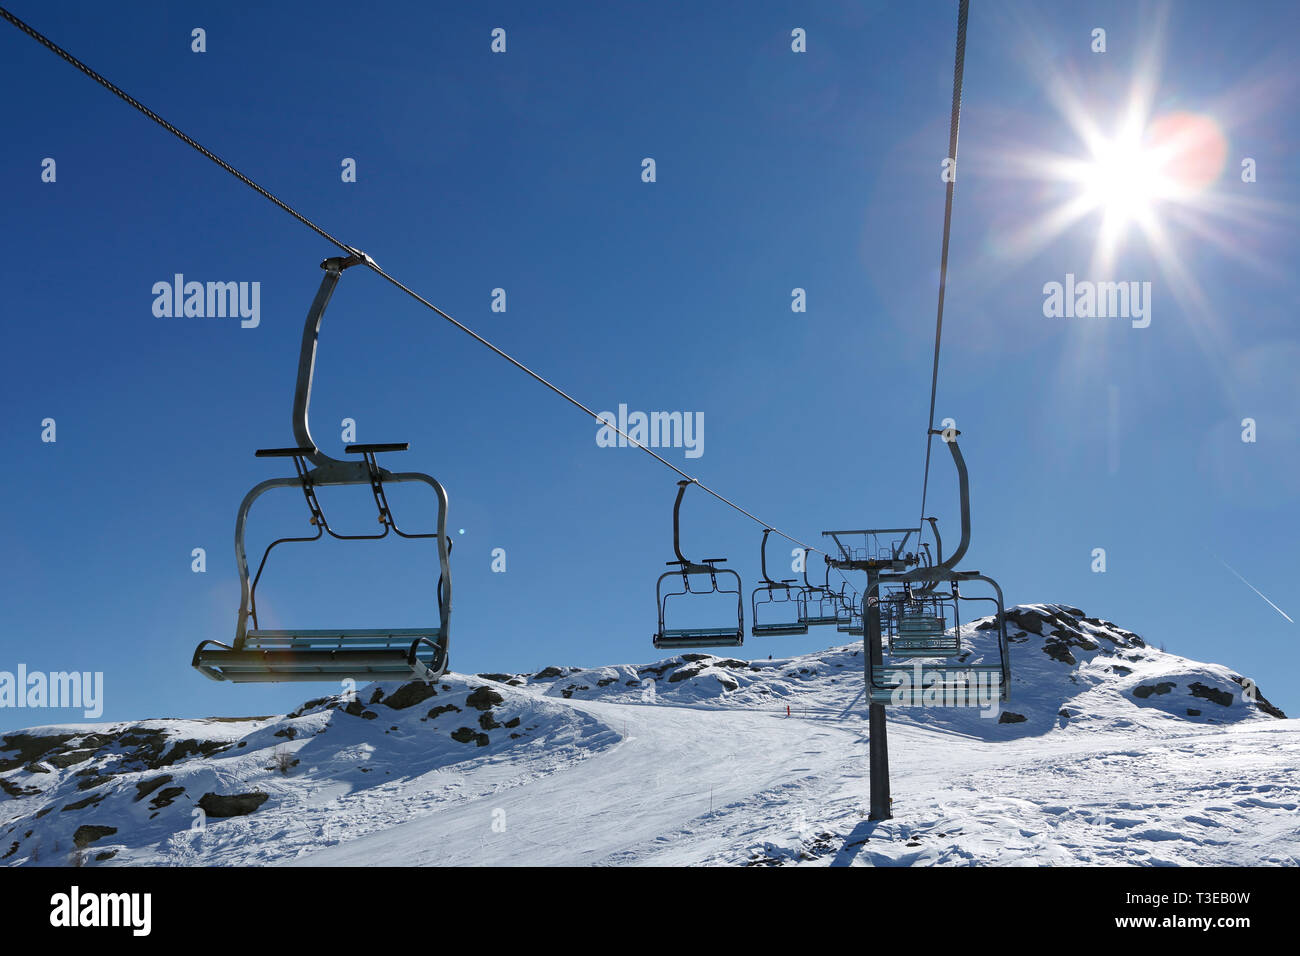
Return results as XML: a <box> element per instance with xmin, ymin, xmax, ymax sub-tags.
<box><xmin>1</xmin><ymin>605</ymin><xmax>1293</xmax><ymax>866</ymax></box>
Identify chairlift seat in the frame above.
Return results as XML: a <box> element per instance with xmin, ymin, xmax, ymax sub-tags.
<box><xmin>802</xmin><ymin>613</ymin><xmax>840</xmax><ymax>627</ymax></box>
<box><xmin>654</xmin><ymin>627</ymin><xmax>745</xmax><ymax>649</ymax></box>
<box><xmin>890</xmin><ymin>611</ymin><xmax>961</xmax><ymax>657</ymax></box>
<box><xmin>752</xmin><ymin>621</ymin><xmax>809</xmax><ymax>637</ymax></box>
<box><xmin>194</xmin><ymin>628</ymin><xmax>447</xmax><ymax>683</ymax></box>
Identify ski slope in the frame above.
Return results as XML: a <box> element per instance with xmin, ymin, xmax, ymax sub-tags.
<box><xmin>1</xmin><ymin>605</ymin><xmax>1294</xmax><ymax>866</ymax></box>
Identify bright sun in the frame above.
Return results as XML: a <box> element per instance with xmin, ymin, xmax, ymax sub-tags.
<box><xmin>1081</xmin><ymin>134</ymin><xmax>1169</xmax><ymax>223</ymax></box>
<box><xmin>1018</xmin><ymin>108</ymin><xmax>1229</xmax><ymax>277</ymax></box>
<box><xmin>1073</xmin><ymin>126</ymin><xmax>1182</xmax><ymax>268</ymax></box>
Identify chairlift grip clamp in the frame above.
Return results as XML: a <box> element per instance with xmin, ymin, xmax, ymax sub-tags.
<box><xmin>320</xmin><ymin>247</ymin><xmax>378</xmax><ymax>272</ymax></box>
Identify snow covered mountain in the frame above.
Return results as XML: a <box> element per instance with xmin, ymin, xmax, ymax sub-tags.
<box><xmin>1</xmin><ymin>604</ymin><xmax>1293</xmax><ymax>866</ymax></box>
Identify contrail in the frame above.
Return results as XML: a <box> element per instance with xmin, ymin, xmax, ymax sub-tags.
<box><xmin>1217</xmin><ymin>557</ymin><xmax>1294</xmax><ymax>623</ymax></box>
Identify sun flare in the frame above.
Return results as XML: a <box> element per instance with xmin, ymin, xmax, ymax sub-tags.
<box><xmin>1080</xmin><ymin>134</ymin><xmax>1168</xmax><ymax>224</ymax></box>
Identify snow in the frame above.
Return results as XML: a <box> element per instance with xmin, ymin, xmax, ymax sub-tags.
<box><xmin>1</xmin><ymin>605</ymin><xmax>1293</xmax><ymax>866</ymax></box>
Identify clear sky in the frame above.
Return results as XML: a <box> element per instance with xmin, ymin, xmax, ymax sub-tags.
<box><xmin>1</xmin><ymin>0</ymin><xmax>1296</xmax><ymax>731</ymax></box>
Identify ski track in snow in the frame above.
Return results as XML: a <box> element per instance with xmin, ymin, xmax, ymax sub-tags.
<box><xmin>294</xmin><ymin>699</ymin><xmax>1299</xmax><ymax>867</ymax></box>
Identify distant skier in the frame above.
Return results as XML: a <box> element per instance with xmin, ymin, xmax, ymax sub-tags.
<box><xmin>786</xmin><ymin>704</ymin><xmax>790</xmax><ymax>718</ymax></box>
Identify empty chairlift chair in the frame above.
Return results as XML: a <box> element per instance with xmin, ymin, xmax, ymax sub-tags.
<box><xmin>653</xmin><ymin>480</ymin><xmax>745</xmax><ymax>649</ymax></box>
<box><xmin>192</xmin><ymin>254</ymin><xmax>453</xmax><ymax>682</ymax></box>
<box><xmin>750</xmin><ymin>529</ymin><xmax>809</xmax><ymax>637</ymax></box>
<box><xmin>835</xmin><ymin>585</ymin><xmax>861</xmax><ymax>634</ymax></box>
<box><xmin>868</xmin><ymin>573</ymin><xmax>1009</xmax><ymax>705</ymax></box>
<box><xmin>887</xmin><ymin>589</ymin><xmax>961</xmax><ymax>658</ymax></box>
<box><xmin>798</xmin><ymin>558</ymin><xmax>841</xmax><ymax>628</ymax></box>
<box><xmin>864</xmin><ymin>429</ymin><xmax>1011</xmax><ymax>704</ymax></box>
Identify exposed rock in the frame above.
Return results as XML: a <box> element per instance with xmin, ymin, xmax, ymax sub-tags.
<box><xmin>343</xmin><ymin>701</ymin><xmax>379</xmax><ymax>720</ymax></box>
<box><xmin>197</xmin><ymin>792</ymin><xmax>269</xmax><ymax>818</ymax></box>
<box><xmin>450</xmin><ymin>727</ymin><xmax>489</xmax><ymax>747</ymax></box>
<box><xmin>466</xmin><ymin>687</ymin><xmax>505</xmax><ymax>711</ymax></box>
<box><xmin>114</xmin><ymin>730</ymin><xmax>171</xmax><ymax>769</ymax></box>
<box><xmin>287</xmin><ymin>696</ymin><xmax>332</xmax><ymax>718</ymax></box>
<box><xmin>381</xmin><ymin>681</ymin><xmax>440</xmax><ymax>710</ymax></box>
<box><xmin>0</xmin><ymin>733</ymin><xmax>76</xmax><ymax>772</ymax></box>
<box><xmin>149</xmin><ymin>787</ymin><xmax>186</xmax><ymax>811</ymax></box>
<box><xmin>61</xmin><ymin>793</ymin><xmax>105</xmax><ymax>812</ymax></box>
<box><xmin>1133</xmin><ymin>682</ymin><xmax>1176</xmax><ymax>699</ymax></box>
<box><xmin>0</xmin><ymin>777</ymin><xmax>40</xmax><ymax>798</ymax></box>
<box><xmin>154</xmin><ymin>738</ymin><xmax>230</xmax><ymax>768</ymax></box>
<box><xmin>1230</xmin><ymin>676</ymin><xmax>1286</xmax><ymax>719</ymax></box>
<box><xmin>75</xmin><ymin>774</ymin><xmax>113</xmax><ymax>792</ymax></box>
<box><xmin>427</xmin><ymin>703</ymin><xmax>461</xmax><ymax>719</ymax></box>
<box><xmin>46</xmin><ymin>750</ymin><xmax>95</xmax><ymax>769</ymax></box>
<box><xmin>72</xmin><ymin>825</ymin><xmax>117</xmax><ymax>849</ymax></box>
<box><xmin>1188</xmin><ymin>682</ymin><xmax>1233</xmax><ymax>707</ymax></box>
<box><xmin>998</xmin><ymin>712</ymin><xmax>1027</xmax><ymax>724</ymax></box>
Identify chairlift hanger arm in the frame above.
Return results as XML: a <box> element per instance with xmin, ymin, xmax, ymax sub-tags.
<box><xmin>759</xmin><ymin>528</ymin><xmax>774</xmax><ymax>585</ymax></box>
<box><xmin>914</xmin><ymin>517</ymin><xmax>943</xmax><ymax>594</ymax></box>
<box><xmin>669</xmin><ymin>479</ymin><xmax>693</xmax><ymax>566</ymax></box>
<box><xmin>291</xmin><ymin>257</ymin><xmax>374</xmax><ymax>474</ymax></box>
<box><xmin>889</xmin><ymin>431</ymin><xmax>970</xmax><ymax>584</ymax></box>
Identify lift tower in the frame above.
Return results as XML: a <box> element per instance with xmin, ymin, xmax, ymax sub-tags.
<box><xmin>822</xmin><ymin>529</ymin><xmax>923</xmax><ymax>820</ymax></box>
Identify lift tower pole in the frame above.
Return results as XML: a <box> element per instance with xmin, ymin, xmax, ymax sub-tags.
<box><xmin>864</xmin><ymin>567</ymin><xmax>890</xmax><ymax>819</ymax></box>
<box><xmin>823</xmin><ymin>528</ymin><xmax>921</xmax><ymax>821</ymax></box>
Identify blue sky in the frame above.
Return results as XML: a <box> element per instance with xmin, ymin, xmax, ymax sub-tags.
<box><xmin>1</xmin><ymin>0</ymin><xmax>1296</xmax><ymax>730</ymax></box>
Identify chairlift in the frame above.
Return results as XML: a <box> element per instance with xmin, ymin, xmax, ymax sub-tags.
<box><xmin>750</xmin><ymin>529</ymin><xmax>808</xmax><ymax>637</ymax></box>
<box><xmin>835</xmin><ymin>585</ymin><xmax>864</xmax><ymax>635</ymax></box>
<box><xmin>798</xmin><ymin>556</ymin><xmax>841</xmax><ymax>627</ymax></box>
<box><xmin>864</xmin><ymin>430</ymin><xmax>1010</xmax><ymax>704</ymax></box>
<box><xmin>653</xmin><ymin>480</ymin><xmax>744</xmax><ymax>649</ymax></box>
<box><xmin>885</xmin><ymin>585</ymin><xmax>961</xmax><ymax>658</ymax></box>
<box><xmin>192</xmin><ymin>254</ymin><xmax>453</xmax><ymax>682</ymax></box>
